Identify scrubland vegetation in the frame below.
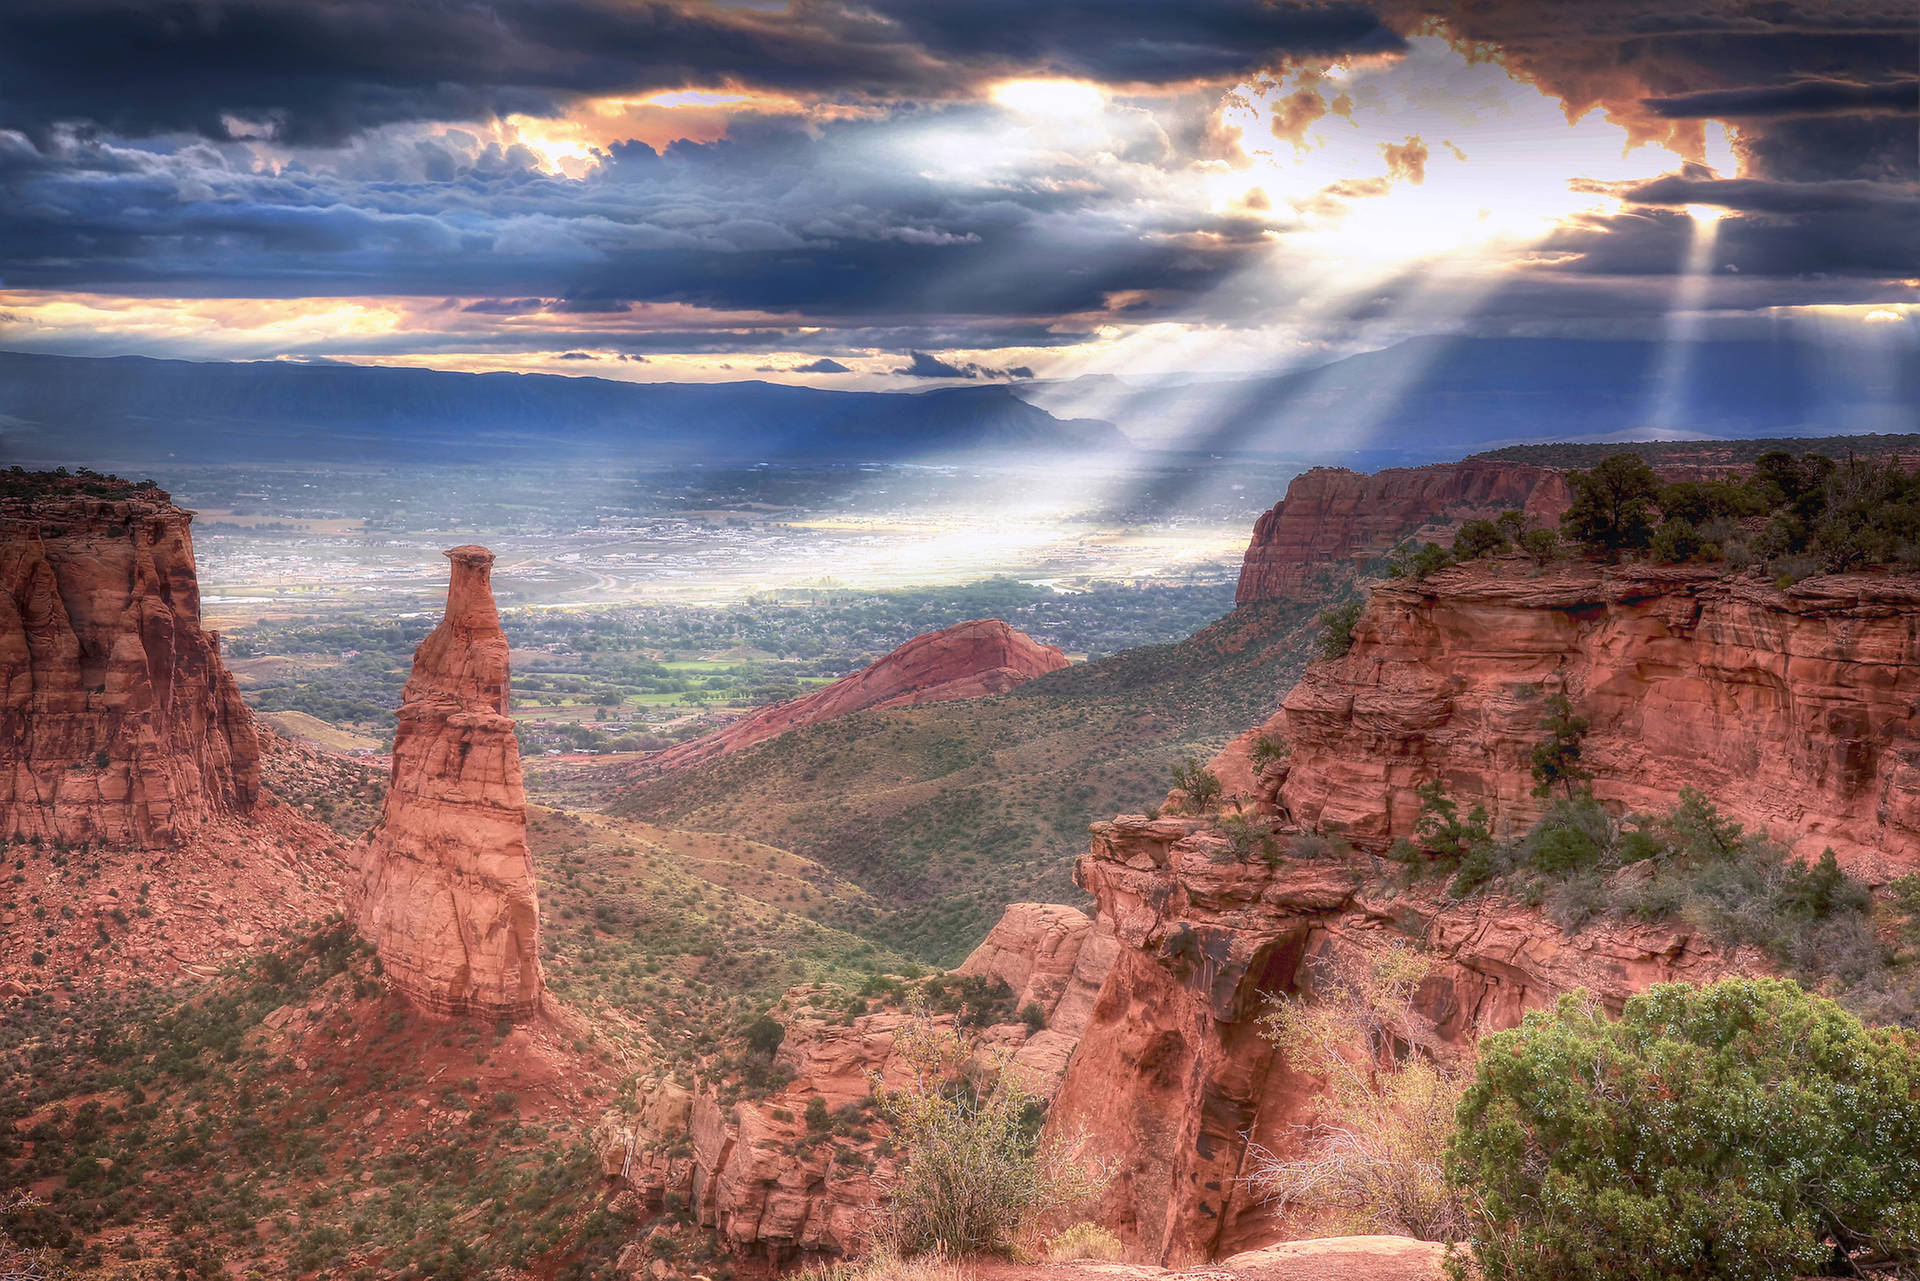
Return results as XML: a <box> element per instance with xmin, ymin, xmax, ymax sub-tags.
<box><xmin>0</xmin><ymin>920</ymin><xmax>636</xmax><ymax>1280</ymax></box>
<box><xmin>867</xmin><ymin>1011</ymin><xmax>1107</xmax><ymax>1259</ymax></box>
<box><xmin>1261</xmin><ymin>952</ymin><xmax>1920</xmax><ymax>1280</ymax></box>
<box><xmin>1388</xmin><ymin>447</ymin><xmax>1920</xmax><ymax>584</ymax></box>
<box><xmin>1452</xmin><ymin>979</ymin><xmax>1920</xmax><ymax>1281</ymax></box>
<box><xmin>618</xmin><ymin>597</ymin><xmax>1323</xmax><ymax>963</ymax></box>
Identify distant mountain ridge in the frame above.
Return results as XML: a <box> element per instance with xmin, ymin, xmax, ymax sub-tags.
<box><xmin>0</xmin><ymin>350</ymin><xmax>1125</xmax><ymax>465</ymax></box>
<box><xmin>1020</xmin><ymin>335</ymin><xmax>1919</xmax><ymax>463</ymax></box>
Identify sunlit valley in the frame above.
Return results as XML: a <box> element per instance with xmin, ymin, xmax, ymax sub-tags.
<box><xmin>3</xmin><ymin>3</ymin><xmax>1918</xmax><ymax>1281</ymax></box>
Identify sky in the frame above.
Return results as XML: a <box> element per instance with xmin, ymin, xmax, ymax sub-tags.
<box><xmin>0</xmin><ymin>0</ymin><xmax>1913</xmax><ymax>389</ymax></box>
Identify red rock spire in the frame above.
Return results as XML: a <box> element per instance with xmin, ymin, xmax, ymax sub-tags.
<box><xmin>350</xmin><ymin>546</ymin><xmax>544</xmax><ymax>1019</ymax></box>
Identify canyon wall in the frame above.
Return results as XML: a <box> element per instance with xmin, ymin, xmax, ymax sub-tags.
<box><xmin>1046</xmin><ymin>814</ymin><xmax>1738</xmax><ymax>1264</ymax></box>
<box><xmin>0</xmin><ymin>476</ymin><xmax>259</xmax><ymax>845</ymax></box>
<box><xmin>642</xmin><ymin>618</ymin><xmax>1070</xmax><ymax>775</ymax></box>
<box><xmin>1273</xmin><ymin>562</ymin><xmax>1920</xmax><ymax>878</ymax></box>
<box><xmin>1048</xmin><ymin>557</ymin><xmax>1920</xmax><ymax>1263</ymax></box>
<box><xmin>1234</xmin><ymin>460</ymin><xmax>1570</xmax><ymax>605</ymax></box>
<box><xmin>351</xmin><ymin>546</ymin><xmax>545</xmax><ymax>1020</ymax></box>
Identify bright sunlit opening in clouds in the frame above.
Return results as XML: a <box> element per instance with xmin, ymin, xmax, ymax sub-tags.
<box><xmin>1213</xmin><ymin>35</ymin><xmax>1695</xmax><ymax>270</ymax></box>
<box><xmin>990</xmin><ymin>79</ymin><xmax>1107</xmax><ymax>117</ymax></box>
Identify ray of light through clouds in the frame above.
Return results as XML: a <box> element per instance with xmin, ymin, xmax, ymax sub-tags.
<box><xmin>0</xmin><ymin>0</ymin><xmax>1911</xmax><ymax>421</ymax></box>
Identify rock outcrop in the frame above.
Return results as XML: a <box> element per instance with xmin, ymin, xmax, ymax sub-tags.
<box><xmin>0</xmin><ymin>473</ymin><xmax>260</xmax><ymax>845</ymax></box>
<box><xmin>350</xmin><ymin>546</ymin><xmax>545</xmax><ymax>1020</ymax></box>
<box><xmin>1272</xmin><ymin>561</ymin><xmax>1920</xmax><ymax>878</ymax></box>
<box><xmin>642</xmin><ymin>619</ymin><xmax>1070</xmax><ymax>774</ymax></box>
<box><xmin>619</xmin><ymin>902</ymin><xmax>1118</xmax><ymax>1263</ymax></box>
<box><xmin>1234</xmin><ymin>460</ymin><xmax>1569</xmax><ymax>604</ymax></box>
<box><xmin>1046</xmin><ymin>813</ymin><xmax>1741</xmax><ymax>1263</ymax></box>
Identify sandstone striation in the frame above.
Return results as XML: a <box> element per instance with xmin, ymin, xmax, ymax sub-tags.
<box><xmin>1047</xmin><ymin>813</ymin><xmax>1741</xmax><ymax>1263</ymax></box>
<box><xmin>642</xmin><ymin>619</ymin><xmax>1069</xmax><ymax>774</ymax></box>
<box><xmin>350</xmin><ymin>546</ymin><xmax>544</xmax><ymax>1020</ymax></box>
<box><xmin>1271</xmin><ymin>561</ymin><xmax>1920</xmax><ymax>878</ymax></box>
<box><xmin>1234</xmin><ymin>460</ymin><xmax>1569</xmax><ymax>604</ymax></box>
<box><xmin>0</xmin><ymin>474</ymin><xmax>260</xmax><ymax>845</ymax></box>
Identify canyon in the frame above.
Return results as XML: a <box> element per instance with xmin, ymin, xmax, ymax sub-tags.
<box><xmin>13</xmin><ymin>449</ymin><xmax>1920</xmax><ymax>1279</ymax></box>
<box><xmin>1043</xmin><ymin>552</ymin><xmax>1920</xmax><ymax>1262</ymax></box>
<box><xmin>349</xmin><ymin>545</ymin><xmax>547</xmax><ymax>1020</ymax></box>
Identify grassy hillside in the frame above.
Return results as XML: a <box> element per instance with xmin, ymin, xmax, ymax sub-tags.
<box><xmin>605</xmin><ymin>597</ymin><xmax>1328</xmax><ymax>964</ymax></box>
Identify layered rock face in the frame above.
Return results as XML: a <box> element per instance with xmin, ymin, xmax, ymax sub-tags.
<box><xmin>351</xmin><ymin>547</ymin><xmax>544</xmax><ymax>1019</ymax></box>
<box><xmin>1234</xmin><ymin>461</ymin><xmax>1569</xmax><ymax>604</ymax></box>
<box><xmin>1047</xmin><ymin>814</ymin><xmax>1739</xmax><ymax>1263</ymax></box>
<box><xmin>643</xmin><ymin>618</ymin><xmax>1069</xmax><ymax>773</ymax></box>
<box><xmin>1274</xmin><ymin>562</ymin><xmax>1920</xmax><ymax>877</ymax></box>
<box><xmin>0</xmin><ymin>476</ymin><xmax>259</xmax><ymax>845</ymax></box>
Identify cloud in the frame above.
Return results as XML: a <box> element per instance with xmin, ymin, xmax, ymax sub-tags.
<box><xmin>1382</xmin><ymin>0</ymin><xmax>1917</xmax><ymax>182</ymax></box>
<box><xmin>1644</xmin><ymin>77</ymin><xmax>1920</xmax><ymax>120</ymax></box>
<box><xmin>0</xmin><ymin>1</ymin><xmax>1907</xmax><ymax>378</ymax></box>
<box><xmin>1380</xmin><ymin>135</ymin><xmax>1428</xmax><ymax>184</ymax></box>
<box><xmin>0</xmin><ymin>0</ymin><xmax>1403</xmax><ymax>147</ymax></box>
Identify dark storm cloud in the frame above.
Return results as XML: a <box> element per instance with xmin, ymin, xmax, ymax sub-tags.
<box><xmin>866</xmin><ymin>1</ymin><xmax>1402</xmax><ymax>84</ymax></box>
<box><xmin>0</xmin><ymin>0</ymin><xmax>1909</xmax><ymax>363</ymax></box>
<box><xmin>0</xmin><ymin>108</ymin><xmax>1254</xmax><ymax>328</ymax></box>
<box><xmin>0</xmin><ymin>0</ymin><xmax>1401</xmax><ymax>146</ymax></box>
<box><xmin>1644</xmin><ymin>78</ymin><xmax>1920</xmax><ymax>121</ymax></box>
<box><xmin>1388</xmin><ymin>0</ymin><xmax>1918</xmax><ymax>183</ymax></box>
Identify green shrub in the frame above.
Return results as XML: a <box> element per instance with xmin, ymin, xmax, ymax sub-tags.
<box><xmin>1517</xmin><ymin>527</ymin><xmax>1558</xmax><ymax>566</ymax></box>
<box><xmin>1561</xmin><ymin>453</ymin><xmax>1659</xmax><ymax>555</ymax></box>
<box><xmin>1261</xmin><ymin>944</ymin><xmax>1465</xmax><ymax>1240</ymax></box>
<box><xmin>1451</xmin><ymin>519</ymin><xmax>1508</xmax><ymax>561</ymax></box>
<box><xmin>1449</xmin><ymin>978</ymin><xmax>1920</xmax><ymax>1281</ymax></box>
<box><xmin>1317</xmin><ymin>599</ymin><xmax>1363</xmax><ymax>659</ymax></box>
<box><xmin>1169</xmin><ymin>757</ymin><xmax>1222</xmax><ymax>812</ymax></box>
<box><xmin>870</xmin><ymin>1012</ymin><xmax>1107</xmax><ymax>1257</ymax></box>
<box><xmin>1249</xmin><ymin>733</ymin><xmax>1290</xmax><ymax>771</ymax></box>
<box><xmin>1412</xmin><ymin>780</ymin><xmax>1492</xmax><ymax>868</ymax></box>
<box><xmin>1216</xmin><ymin>813</ymin><xmax>1279</xmax><ymax>864</ymax></box>
<box><xmin>1649</xmin><ymin>516</ymin><xmax>1702</xmax><ymax>563</ymax></box>
<box><xmin>1527</xmin><ymin>693</ymin><xmax>1590</xmax><ymax>799</ymax></box>
<box><xmin>1388</xmin><ymin>541</ymin><xmax>1454</xmax><ymax>581</ymax></box>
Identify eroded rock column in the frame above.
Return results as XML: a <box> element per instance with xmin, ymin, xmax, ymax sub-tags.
<box><xmin>351</xmin><ymin>546</ymin><xmax>544</xmax><ymax>1019</ymax></box>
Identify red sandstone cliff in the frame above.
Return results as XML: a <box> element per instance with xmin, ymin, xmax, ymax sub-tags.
<box><xmin>1234</xmin><ymin>461</ymin><xmax>1570</xmax><ymax>605</ymax></box>
<box><xmin>1046</xmin><ymin>814</ymin><xmax>1741</xmax><ymax>1263</ymax></box>
<box><xmin>641</xmin><ymin>619</ymin><xmax>1070</xmax><ymax>774</ymax></box>
<box><xmin>1270</xmin><ymin>561</ymin><xmax>1920</xmax><ymax>879</ymax></box>
<box><xmin>351</xmin><ymin>546</ymin><xmax>545</xmax><ymax>1020</ymax></box>
<box><xmin>1041</xmin><ymin>557</ymin><xmax>1920</xmax><ymax>1263</ymax></box>
<box><xmin>0</xmin><ymin>475</ymin><xmax>259</xmax><ymax>845</ymax></box>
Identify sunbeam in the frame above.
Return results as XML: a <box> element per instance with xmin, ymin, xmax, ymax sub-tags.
<box><xmin>1643</xmin><ymin>211</ymin><xmax>1723</xmax><ymax>436</ymax></box>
